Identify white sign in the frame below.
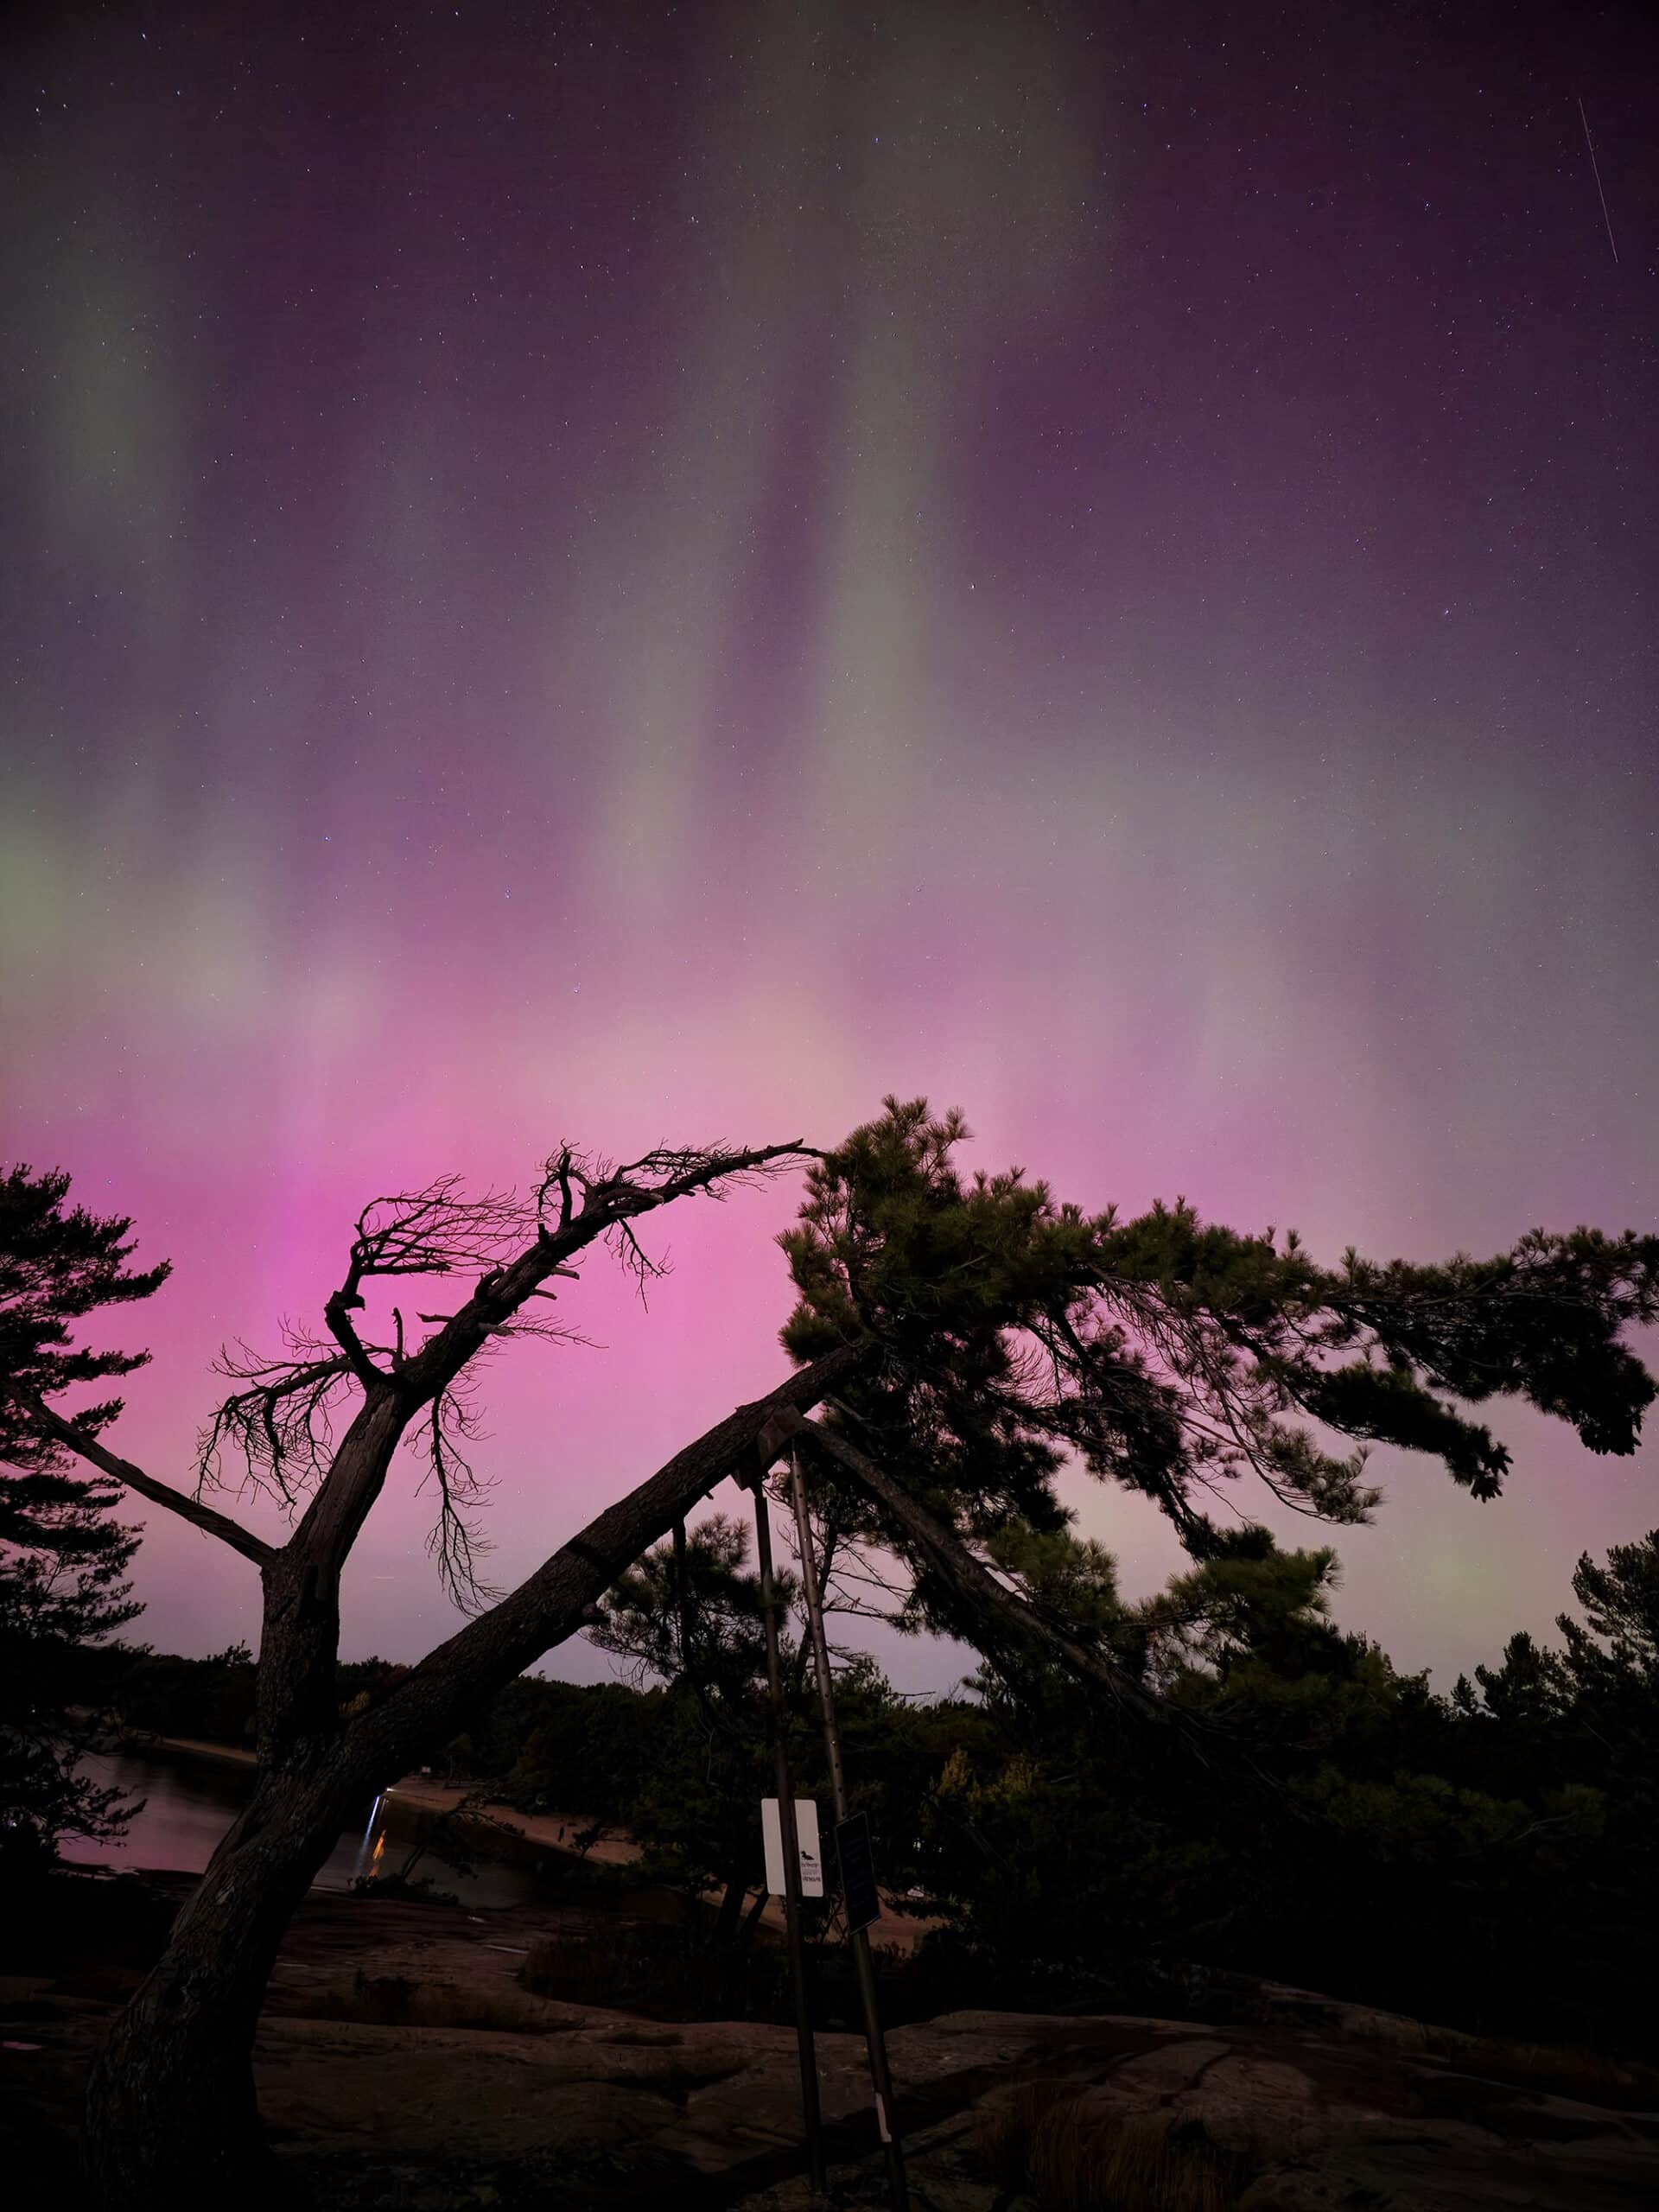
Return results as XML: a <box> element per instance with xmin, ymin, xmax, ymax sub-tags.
<box><xmin>760</xmin><ymin>1796</ymin><xmax>823</xmax><ymax>1897</ymax></box>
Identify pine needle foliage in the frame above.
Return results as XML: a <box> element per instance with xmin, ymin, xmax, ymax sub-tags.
<box><xmin>0</xmin><ymin>1165</ymin><xmax>169</xmax><ymax>1877</ymax></box>
<box><xmin>777</xmin><ymin>1096</ymin><xmax>1659</xmax><ymax>1645</ymax></box>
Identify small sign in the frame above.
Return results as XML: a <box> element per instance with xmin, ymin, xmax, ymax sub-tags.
<box><xmin>835</xmin><ymin>1809</ymin><xmax>882</xmax><ymax>1934</ymax></box>
<box><xmin>761</xmin><ymin>1797</ymin><xmax>823</xmax><ymax>1897</ymax></box>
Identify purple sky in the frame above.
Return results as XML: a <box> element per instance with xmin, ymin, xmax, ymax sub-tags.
<box><xmin>4</xmin><ymin>0</ymin><xmax>1655</xmax><ymax>1695</ymax></box>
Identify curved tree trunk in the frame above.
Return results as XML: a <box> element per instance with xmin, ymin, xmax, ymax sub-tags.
<box><xmin>84</xmin><ymin>1757</ymin><xmax>365</xmax><ymax>2209</ymax></box>
<box><xmin>79</xmin><ymin>1341</ymin><xmax>872</xmax><ymax>2209</ymax></box>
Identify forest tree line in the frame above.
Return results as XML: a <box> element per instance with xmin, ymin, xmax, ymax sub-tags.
<box><xmin>81</xmin><ymin>1513</ymin><xmax>1659</xmax><ymax>2057</ymax></box>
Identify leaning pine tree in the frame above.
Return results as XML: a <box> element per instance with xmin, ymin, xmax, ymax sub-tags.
<box><xmin>763</xmin><ymin>1102</ymin><xmax>1659</xmax><ymax>1712</ymax></box>
<box><xmin>3</xmin><ymin>1102</ymin><xmax>1656</xmax><ymax>2209</ymax></box>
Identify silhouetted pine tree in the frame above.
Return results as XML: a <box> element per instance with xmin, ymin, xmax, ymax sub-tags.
<box><xmin>0</xmin><ymin>1165</ymin><xmax>169</xmax><ymax>1878</ymax></box>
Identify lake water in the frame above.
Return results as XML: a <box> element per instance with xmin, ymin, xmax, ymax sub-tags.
<box><xmin>67</xmin><ymin>1745</ymin><xmax>543</xmax><ymax>1909</ymax></box>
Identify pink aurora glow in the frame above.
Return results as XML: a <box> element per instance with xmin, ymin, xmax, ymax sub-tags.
<box><xmin>3</xmin><ymin>0</ymin><xmax>1654</xmax><ymax>1689</ymax></box>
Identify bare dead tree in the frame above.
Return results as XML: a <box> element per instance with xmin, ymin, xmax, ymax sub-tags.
<box><xmin>8</xmin><ymin>1135</ymin><xmax>890</xmax><ymax>2210</ymax></box>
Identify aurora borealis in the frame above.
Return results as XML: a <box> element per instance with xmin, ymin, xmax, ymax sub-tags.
<box><xmin>3</xmin><ymin>0</ymin><xmax>1654</xmax><ymax>1690</ymax></box>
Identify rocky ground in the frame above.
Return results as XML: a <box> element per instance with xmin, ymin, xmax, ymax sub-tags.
<box><xmin>3</xmin><ymin>1878</ymin><xmax>1656</xmax><ymax>2209</ymax></box>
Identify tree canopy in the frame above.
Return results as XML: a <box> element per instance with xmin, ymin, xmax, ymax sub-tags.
<box><xmin>777</xmin><ymin>1097</ymin><xmax>1659</xmax><ymax>1670</ymax></box>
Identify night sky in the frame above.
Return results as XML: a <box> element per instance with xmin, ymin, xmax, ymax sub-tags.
<box><xmin>3</xmin><ymin>0</ymin><xmax>1655</xmax><ymax>1693</ymax></box>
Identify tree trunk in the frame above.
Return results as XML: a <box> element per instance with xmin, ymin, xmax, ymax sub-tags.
<box><xmin>83</xmin><ymin>1754</ymin><xmax>365</xmax><ymax>2209</ymax></box>
<box><xmin>80</xmin><ymin>1341</ymin><xmax>873</xmax><ymax>2207</ymax></box>
<box><xmin>84</xmin><ymin>1508</ymin><xmax>397</xmax><ymax>2203</ymax></box>
<box><xmin>713</xmin><ymin>1872</ymin><xmax>747</xmax><ymax>1948</ymax></box>
<box><xmin>741</xmin><ymin>1882</ymin><xmax>771</xmax><ymax>1941</ymax></box>
<box><xmin>713</xmin><ymin>1872</ymin><xmax>762</xmax><ymax>2012</ymax></box>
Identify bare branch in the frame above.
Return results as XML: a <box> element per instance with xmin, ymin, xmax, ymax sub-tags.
<box><xmin>17</xmin><ymin>1391</ymin><xmax>276</xmax><ymax>1567</ymax></box>
<box><xmin>399</xmin><ymin>1138</ymin><xmax>817</xmax><ymax>1405</ymax></box>
<box><xmin>196</xmin><ymin>1326</ymin><xmax>361</xmax><ymax>1513</ymax></box>
<box><xmin>345</xmin><ymin>1178</ymin><xmax>531</xmax><ymax>1289</ymax></box>
<box><xmin>339</xmin><ymin>1336</ymin><xmax>874</xmax><ymax>1777</ymax></box>
<box><xmin>416</xmin><ymin>1383</ymin><xmax>504</xmax><ymax>1613</ymax></box>
<box><xmin>534</xmin><ymin>1147</ymin><xmax>576</xmax><ymax>1236</ymax></box>
<box><xmin>211</xmin><ymin>1139</ymin><xmax>818</xmax><ymax>1592</ymax></box>
<box><xmin>322</xmin><ymin>1290</ymin><xmax>387</xmax><ymax>1392</ymax></box>
<box><xmin>613</xmin><ymin>1217</ymin><xmax>670</xmax><ymax>1304</ymax></box>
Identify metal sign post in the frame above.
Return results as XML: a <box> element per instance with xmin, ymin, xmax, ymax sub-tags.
<box><xmin>785</xmin><ymin>1443</ymin><xmax>910</xmax><ymax>2212</ymax></box>
<box><xmin>748</xmin><ymin>1469</ymin><xmax>827</xmax><ymax>2198</ymax></box>
<box><xmin>762</xmin><ymin>1796</ymin><xmax>825</xmax><ymax>1898</ymax></box>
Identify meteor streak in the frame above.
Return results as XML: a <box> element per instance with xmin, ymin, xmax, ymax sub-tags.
<box><xmin>1578</xmin><ymin>96</ymin><xmax>1619</xmax><ymax>265</ymax></box>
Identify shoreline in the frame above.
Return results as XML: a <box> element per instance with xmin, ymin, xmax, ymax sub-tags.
<box><xmin>135</xmin><ymin>1731</ymin><xmax>257</xmax><ymax>1765</ymax></box>
<box><xmin>124</xmin><ymin>1734</ymin><xmax>641</xmax><ymax>1866</ymax></box>
<box><xmin>119</xmin><ymin>1732</ymin><xmax>931</xmax><ymax>1948</ymax></box>
<box><xmin>114</xmin><ymin>1732</ymin><xmax>638</xmax><ymax>1860</ymax></box>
